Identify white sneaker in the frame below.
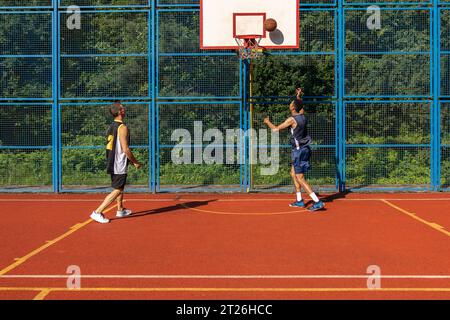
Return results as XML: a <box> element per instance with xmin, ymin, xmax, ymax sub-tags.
<box><xmin>116</xmin><ymin>208</ymin><xmax>132</xmax><ymax>218</ymax></box>
<box><xmin>90</xmin><ymin>211</ymin><xmax>110</xmax><ymax>224</ymax></box>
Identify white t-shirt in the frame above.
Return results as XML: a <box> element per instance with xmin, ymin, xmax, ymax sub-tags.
<box><xmin>114</xmin><ymin>124</ymin><xmax>128</xmax><ymax>174</ymax></box>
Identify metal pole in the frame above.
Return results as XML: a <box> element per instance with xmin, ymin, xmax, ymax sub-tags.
<box><xmin>150</xmin><ymin>0</ymin><xmax>156</xmax><ymax>193</ymax></box>
<box><xmin>337</xmin><ymin>0</ymin><xmax>345</xmax><ymax>192</ymax></box>
<box><xmin>432</xmin><ymin>1</ymin><xmax>441</xmax><ymax>191</ymax></box>
<box><xmin>242</xmin><ymin>58</ymin><xmax>249</xmax><ymax>192</ymax></box>
<box><xmin>51</xmin><ymin>0</ymin><xmax>60</xmax><ymax>193</ymax></box>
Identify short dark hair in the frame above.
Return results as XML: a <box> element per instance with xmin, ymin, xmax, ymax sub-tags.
<box><xmin>109</xmin><ymin>101</ymin><xmax>122</xmax><ymax>117</ymax></box>
<box><xmin>292</xmin><ymin>99</ymin><xmax>303</xmax><ymax>113</ymax></box>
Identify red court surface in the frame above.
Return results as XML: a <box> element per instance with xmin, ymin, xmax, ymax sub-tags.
<box><xmin>0</xmin><ymin>193</ymin><xmax>449</xmax><ymax>300</ymax></box>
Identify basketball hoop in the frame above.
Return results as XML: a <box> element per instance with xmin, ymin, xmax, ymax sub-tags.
<box><xmin>234</xmin><ymin>35</ymin><xmax>264</xmax><ymax>60</ymax></box>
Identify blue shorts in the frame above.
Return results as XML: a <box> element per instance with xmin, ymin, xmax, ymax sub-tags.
<box><xmin>291</xmin><ymin>146</ymin><xmax>311</xmax><ymax>174</ymax></box>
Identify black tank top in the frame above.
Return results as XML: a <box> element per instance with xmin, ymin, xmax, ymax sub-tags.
<box><xmin>106</xmin><ymin>120</ymin><xmax>130</xmax><ymax>174</ymax></box>
<box><xmin>290</xmin><ymin>114</ymin><xmax>312</xmax><ymax>150</ymax></box>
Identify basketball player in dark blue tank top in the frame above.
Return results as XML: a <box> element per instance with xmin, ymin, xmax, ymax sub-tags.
<box><xmin>263</xmin><ymin>88</ymin><xmax>325</xmax><ymax>211</ymax></box>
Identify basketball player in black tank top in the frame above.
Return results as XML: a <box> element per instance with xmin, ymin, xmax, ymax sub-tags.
<box><xmin>263</xmin><ymin>88</ymin><xmax>325</xmax><ymax>211</ymax></box>
<box><xmin>89</xmin><ymin>101</ymin><xmax>143</xmax><ymax>223</ymax></box>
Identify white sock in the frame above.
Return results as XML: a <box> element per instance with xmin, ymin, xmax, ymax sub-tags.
<box><xmin>296</xmin><ymin>192</ymin><xmax>302</xmax><ymax>202</ymax></box>
<box><xmin>309</xmin><ymin>192</ymin><xmax>320</xmax><ymax>203</ymax></box>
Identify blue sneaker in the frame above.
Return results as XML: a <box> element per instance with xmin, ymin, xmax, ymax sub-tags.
<box><xmin>289</xmin><ymin>200</ymin><xmax>306</xmax><ymax>208</ymax></box>
<box><xmin>308</xmin><ymin>201</ymin><xmax>325</xmax><ymax>211</ymax></box>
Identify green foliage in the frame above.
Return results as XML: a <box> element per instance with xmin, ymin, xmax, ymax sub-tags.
<box><xmin>346</xmin><ymin>10</ymin><xmax>430</xmax><ymax>53</ymax></box>
<box><xmin>252</xmin><ymin>55</ymin><xmax>334</xmax><ymax>98</ymax></box>
<box><xmin>347</xmin><ymin>148</ymin><xmax>430</xmax><ymax>186</ymax></box>
<box><xmin>0</xmin><ymin>12</ymin><xmax>52</xmax><ymax>98</ymax></box>
<box><xmin>0</xmin><ymin>150</ymin><xmax>52</xmax><ymax>186</ymax></box>
<box><xmin>160</xmin><ymin>163</ymin><xmax>240</xmax><ymax>185</ymax></box>
<box><xmin>0</xmin><ymin>0</ymin><xmax>51</xmax><ymax>5</ymax></box>
<box><xmin>441</xmin><ymin>158</ymin><xmax>450</xmax><ymax>186</ymax></box>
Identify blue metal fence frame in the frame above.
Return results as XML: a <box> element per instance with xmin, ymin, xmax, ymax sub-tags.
<box><xmin>57</xmin><ymin>101</ymin><xmax>152</xmax><ymax>193</ymax></box>
<box><xmin>0</xmin><ymin>103</ymin><xmax>53</xmax><ymax>193</ymax></box>
<box><xmin>0</xmin><ymin>0</ymin><xmax>448</xmax><ymax>192</ymax></box>
<box><xmin>155</xmin><ymin>100</ymin><xmax>244</xmax><ymax>193</ymax></box>
<box><xmin>0</xmin><ymin>10</ymin><xmax>53</xmax><ymax>101</ymax></box>
<box><xmin>343</xmin><ymin>100</ymin><xmax>433</xmax><ymax>192</ymax></box>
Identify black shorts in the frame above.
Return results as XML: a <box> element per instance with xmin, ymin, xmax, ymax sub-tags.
<box><xmin>111</xmin><ymin>174</ymin><xmax>127</xmax><ymax>190</ymax></box>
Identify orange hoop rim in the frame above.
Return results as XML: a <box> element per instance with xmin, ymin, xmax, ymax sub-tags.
<box><xmin>234</xmin><ymin>34</ymin><xmax>263</xmax><ymax>40</ymax></box>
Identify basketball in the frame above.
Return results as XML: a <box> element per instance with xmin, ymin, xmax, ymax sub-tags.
<box><xmin>264</xmin><ymin>18</ymin><xmax>277</xmax><ymax>32</ymax></box>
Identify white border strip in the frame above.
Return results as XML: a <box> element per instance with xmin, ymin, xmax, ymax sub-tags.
<box><xmin>1</xmin><ymin>274</ymin><xmax>449</xmax><ymax>279</ymax></box>
<box><xmin>1</xmin><ymin>198</ymin><xmax>450</xmax><ymax>202</ymax></box>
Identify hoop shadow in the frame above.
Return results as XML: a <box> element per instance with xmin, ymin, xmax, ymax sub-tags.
<box><xmin>111</xmin><ymin>199</ymin><xmax>218</xmax><ymax>221</ymax></box>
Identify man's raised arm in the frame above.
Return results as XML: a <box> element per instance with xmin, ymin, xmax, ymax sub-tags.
<box><xmin>263</xmin><ymin>117</ymin><xmax>295</xmax><ymax>132</ymax></box>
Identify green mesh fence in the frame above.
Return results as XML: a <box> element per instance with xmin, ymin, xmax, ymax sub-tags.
<box><xmin>60</xmin><ymin>103</ymin><xmax>150</xmax><ymax>190</ymax></box>
<box><xmin>0</xmin><ymin>2</ymin><xmax>449</xmax><ymax>192</ymax></box>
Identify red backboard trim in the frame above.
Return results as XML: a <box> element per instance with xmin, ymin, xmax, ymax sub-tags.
<box><xmin>232</xmin><ymin>12</ymin><xmax>266</xmax><ymax>39</ymax></box>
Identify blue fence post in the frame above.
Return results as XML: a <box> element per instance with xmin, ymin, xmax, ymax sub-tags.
<box><xmin>337</xmin><ymin>0</ymin><xmax>345</xmax><ymax>192</ymax></box>
<box><xmin>52</xmin><ymin>0</ymin><xmax>60</xmax><ymax>193</ymax></box>
<box><xmin>432</xmin><ymin>1</ymin><xmax>441</xmax><ymax>191</ymax></box>
<box><xmin>242</xmin><ymin>58</ymin><xmax>249</xmax><ymax>192</ymax></box>
<box><xmin>333</xmin><ymin>8</ymin><xmax>339</xmax><ymax>192</ymax></box>
<box><xmin>155</xmin><ymin>1</ymin><xmax>161</xmax><ymax>192</ymax></box>
<box><xmin>247</xmin><ymin>60</ymin><xmax>252</xmax><ymax>193</ymax></box>
<box><xmin>239</xmin><ymin>59</ymin><xmax>244</xmax><ymax>192</ymax></box>
<box><xmin>150</xmin><ymin>0</ymin><xmax>156</xmax><ymax>193</ymax></box>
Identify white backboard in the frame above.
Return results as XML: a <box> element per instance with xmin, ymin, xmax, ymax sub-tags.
<box><xmin>200</xmin><ymin>0</ymin><xmax>299</xmax><ymax>50</ymax></box>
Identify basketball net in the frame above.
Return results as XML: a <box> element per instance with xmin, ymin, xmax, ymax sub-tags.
<box><xmin>235</xmin><ymin>35</ymin><xmax>264</xmax><ymax>60</ymax></box>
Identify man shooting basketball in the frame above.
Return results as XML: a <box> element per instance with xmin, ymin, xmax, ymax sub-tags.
<box><xmin>89</xmin><ymin>101</ymin><xmax>142</xmax><ymax>224</ymax></box>
<box><xmin>263</xmin><ymin>88</ymin><xmax>324</xmax><ymax>211</ymax></box>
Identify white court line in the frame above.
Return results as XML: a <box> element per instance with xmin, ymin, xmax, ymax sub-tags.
<box><xmin>0</xmin><ymin>274</ymin><xmax>449</xmax><ymax>279</ymax></box>
<box><xmin>126</xmin><ymin>198</ymin><xmax>450</xmax><ymax>202</ymax></box>
<box><xmin>1</xmin><ymin>198</ymin><xmax>450</xmax><ymax>202</ymax></box>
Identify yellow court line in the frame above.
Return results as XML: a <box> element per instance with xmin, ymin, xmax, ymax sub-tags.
<box><xmin>0</xmin><ymin>204</ymin><xmax>119</xmax><ymax>276</ymax></box>
<box><xmin>1</xmin><ymin>287</ymin><xmax>450</xmax><ymax>293</ymax></box>
<box><xmin>33</xmin><ymin>289</ymin><xmax>51</xmax><ymax>300</ymax></box>
<box><xmin>381</xmin><ymin>200</ymin><xmax>450</xmax><ymax>238</ymax></box>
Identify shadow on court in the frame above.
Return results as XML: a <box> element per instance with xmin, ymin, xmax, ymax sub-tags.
<box><xmin>320</xmin><ymin>190</ymin><xmax>351</xmax><ymax>203</ymax></box>
<box><xmin>111</xmin><ymin>199</ymin><xmax>218</xmax><ymax>221</ymax></box>
<box><xmin>299</xmin><ymin>190</ymin><xmax>351</xmax><ymax>209</ymax></box>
